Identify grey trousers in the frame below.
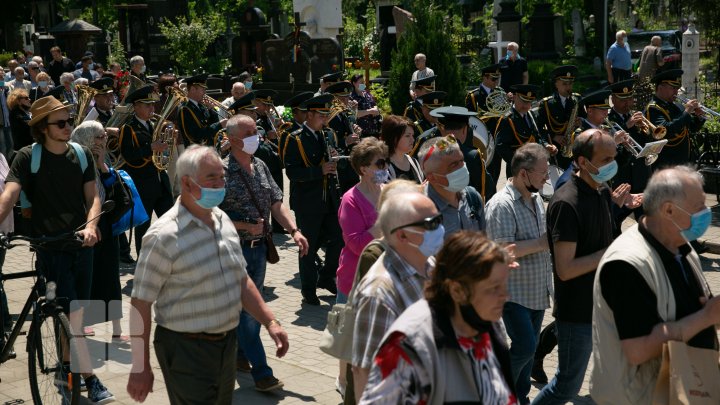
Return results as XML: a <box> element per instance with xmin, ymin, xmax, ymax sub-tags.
<box><xmin>154</xmin><ymin>326</ymin><xmax>237</xmax><ymax>405</ymax></box>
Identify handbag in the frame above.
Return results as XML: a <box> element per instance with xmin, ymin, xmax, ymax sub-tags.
<box><xmin>111</xmin><ymin>170</ymin><xmax>149</xmax><ymax>237</ymax></box>
<box><xmin>104</xmin><ymin>169</ymin><xmax>133</xmax><ymax>224</ymax></box>
<box><xmin>237</xmin><ymin>164</ymin><xmax>280</xmax><ymax>264</ymax></box>
<box><xmin>319</xmin><ymin>262</ymin><xmax>365</xmax><ymax>362</ymax></box>
<box><xmin>652</xmin><ymin>340</ymin><xmax>720</xmax><ymax>405</ymax></box>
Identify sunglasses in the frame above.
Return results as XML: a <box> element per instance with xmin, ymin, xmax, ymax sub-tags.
<box><xmin>391</xmin><ymin>213</ymin><xmax>444</xmax><ymax>234</ymax></box>
<box><xmin>421</xmin><ymin>135</ymin><xmax>457</xmax><ymax>165</ymax></box>
<box><xmin>47</xmin><ymin>118</ymin><xmax>74</xmax><ymax>129</ymax></box>
<box><xmin>373</xmin><ymin>158</ymin><xmax>388</xmax><ymax>168</ymax></box>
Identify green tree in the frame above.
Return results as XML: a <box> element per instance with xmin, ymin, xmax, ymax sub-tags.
<box><xmin>158</xmin><ymin>13</ymin><xmax>224</xmax><ymax>74</ymax></box>
<box><xmin>388</xmin><ymin>0</ymin><xmax>465</xmax><ymax>115</ymax></box>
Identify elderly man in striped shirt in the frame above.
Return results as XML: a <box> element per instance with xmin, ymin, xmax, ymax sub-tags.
<box><xmin>126</xmin><ymin>145</ymin><xmax>289</xmax><ymax>404</ymax></box>
<box><xmin>485</xmin><ymin>143</ymin><xmax>553</xmax><ymax>405</ymax></box>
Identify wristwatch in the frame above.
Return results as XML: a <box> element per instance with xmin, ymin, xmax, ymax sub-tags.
<box><xmin>290</xmin><ymin>228</ymin><xmax>301</xmax><ymax>237</ymax></box>
<box><xmin>265</xmin><ymin>319</ymin><xmax>281</xmax><ymax>328</ymax></box>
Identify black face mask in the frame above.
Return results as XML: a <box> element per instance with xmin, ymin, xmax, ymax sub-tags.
<box><xmin>524</xmin><ymin>172</ymin><xmax>539</xmax><ymax>193</ymax></box>
<box><xmin>459</xmin><ymin>303</ymin><xmax>492</xmax><ymax>333</ymax></box>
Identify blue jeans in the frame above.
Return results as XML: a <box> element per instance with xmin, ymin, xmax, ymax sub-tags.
<box><xmin>502</xmin><ymin>302</ymin><xmax>544</xmax><ymax>405</ymax></box>
<box><xmin>531</xmin><ymin>321</ymin><xmax>592</xmax><ymax>405</ymax></box>
<box><xmin>236</xmin><ymin>242</ymin><xmax>273</xmax><ymax>382</ymax></box>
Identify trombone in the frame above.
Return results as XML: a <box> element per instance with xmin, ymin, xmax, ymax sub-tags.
<box><xmin>202</xmin><ymin>95</ymin><xmax>233</xmax><ymax>119</ymax></box>
<box><xmin>604</xmin><ymin>119</ymin><xmax>658</xmax><ymax>166</ymax></box>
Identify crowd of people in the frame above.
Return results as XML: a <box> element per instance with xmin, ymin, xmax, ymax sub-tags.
<box><xmin>0</xmin><ymin>36</ymin><xmax>716</xmax><ymax>405</ymax></box>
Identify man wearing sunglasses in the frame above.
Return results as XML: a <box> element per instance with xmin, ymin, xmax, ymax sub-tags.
<box><xmin>0</xmin><ymin>96</ymin><xmax>115</xmax><ymax>403</ymax></box>
<box><xmin>352</xmin><ymin>190</ymin><xmax>442</xmax><ymax>401</ymax></box>
<box><xmin>419</xmin><ymin>134</ymin><xmax>486</xmax><ymax>238</ymax></box>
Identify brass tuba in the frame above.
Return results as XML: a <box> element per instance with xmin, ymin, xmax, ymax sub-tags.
<box><xmin>105</xmin><ymin>75</ymin><xmax>146</xmax><ymax>128</ymax></box>
<box><xmin>74</xmin><ymin>84</ymin><xmax>99</xmax><ymax>127</ymax></box>
<box><xmin>151</xmin><ymin>86</ymin><xmax>187</xmax><ymax>170</ymax></box>
<box><xmin>561</xmin><ymin>95</ymin><xmax>580</xmax><ymax>158</ymax></box>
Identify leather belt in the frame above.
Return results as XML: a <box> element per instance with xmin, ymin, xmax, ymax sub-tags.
<box><xmin>240</xmin><ymin>238</ymin><xmax>264</xmax><ymax>248</ymax></box>
<box><xmin>159</xmin><ymin>326</ymin><xmax>233</xmax><ymax>342</ymax></box>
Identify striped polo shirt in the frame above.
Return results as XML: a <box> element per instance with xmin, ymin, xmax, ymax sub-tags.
<box><xmin>132</xmin><ymin>200</ymin><xmax>248</xmax><ymax>333</ymax></box>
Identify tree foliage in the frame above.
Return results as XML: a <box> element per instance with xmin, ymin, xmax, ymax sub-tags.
<box><xmin>388</xmin><ymin>0</ymin><xmax>465</xmax><ymax>115</ymax></box>
<box><xmin>158</xmin><ymin>13</ymin><xmax>224</xmax><ymax>75</ymax></box>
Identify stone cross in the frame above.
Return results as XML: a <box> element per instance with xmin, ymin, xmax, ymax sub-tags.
<box><xmin>362</xmin><ymin>46</ymin><xmax>372</xmax><ymax>85</ymax></box>
<box><xmin>291</xmin><ymin>12</ymin><xmax>306</xmax><ymax>64</ymax></box>
<box><xmin>487</xmin><ymin>30</ymin><xmax>511</xmax><ymax>62</ymax></box>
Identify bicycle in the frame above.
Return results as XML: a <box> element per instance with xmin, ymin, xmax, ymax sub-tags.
<box><xmin>0</xmin><ymin>200</ymin><xmax>114</xmax><ymax>405</ymax></box>
<box><xmin>0</xmin><ymin>231</ymin><xmax>85</xmax><ymax>405</ymax></box>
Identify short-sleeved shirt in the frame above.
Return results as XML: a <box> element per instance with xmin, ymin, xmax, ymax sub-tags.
<box><xmin>7</xmin><ymin>144</ymin><xmax>95</xmax><ymax>236</ymax></box>
<box><xmin>600</xmin><ymin>222</ymin><xmax>718</xmax><ymax>350</ymax></box>
<box><xmin>606</xmin><ymin>42</ymin><xmax>632</xmax><ymax>70</ymax></box>
<box><xmin>220</xmin><ymin>155</ymin><xmax>283</xmax><ymax>240</ymax></box>
<box><xmin>426</xmin><ymin>184</ymin><xmax>485</xmax><ymax>238</ymax></box>
<box><xmin>352</xmin><ymin>246</ymin><xmax>427</xmax><ymax>368</ymax></box>
<box><xmin>546</xmin><ymin>175</ymin><xmax>614</xmax><ymax>323</ymax></box>
<box><xmin>499</xmin><ymin>56</ymin><xmax>528</xmax><ymax>89</ymax></box>
<box><xmin>131</xmin><ymin>201</ymin><xmax>248</xmax><ymax>334</ymax></box>
<box><xmin>485</xmin><ymin>182</ymin><xmax>552</xmax><ymax>310</ymax></box>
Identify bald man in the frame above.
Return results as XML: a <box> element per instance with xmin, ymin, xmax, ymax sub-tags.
<box><xmin>222</xmin><ymin>82</ymin><xmax>247</xmax><ymax>108</ymax></box>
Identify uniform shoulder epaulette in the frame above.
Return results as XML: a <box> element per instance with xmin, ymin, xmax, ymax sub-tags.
<box><xmin>541</xmin><ymin>96</ymin><xmax>553</xmax><ymax>102</ymax></box>
<box><xmin>572</xmin><ymin>92</ymin><xmax>581</xmax><ymax>97</ymax></box>
<box><xmin>289</xmin><ymin>128</ymin><xmax>303</xmax><ymax>138</ymax></box>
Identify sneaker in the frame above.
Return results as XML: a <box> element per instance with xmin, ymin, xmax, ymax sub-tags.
<box><xmin>86</xmin><ymin>376</ymin><xmax>115</xmax><ymax>404</ymax></box>
<box><xmin>255</xmin><ymin>375</ymin><xmax>284</xmax><ymax>392</ymax></box>
<box><xmin>79</xmin><ymin>375</ymin><xmax>87</xmax><ymax>392</ymax></box>
<box><xmin>317</xmin><ymin>279</ymin><xmax>338</xmax><ymax>295</ymax></box>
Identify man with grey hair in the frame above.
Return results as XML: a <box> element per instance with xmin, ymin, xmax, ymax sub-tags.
<box><xmin>485</xmin><ymin>142</ymin><xmax>552</xmax><ymax>404</ymax></box>
<box><xmin>638</xmin><ymin>35</ymin><xmax>666</xmax><ymax>80</ymax></box>
<box><xmin>59</xmin><ymin>72</ymin><xmax>78</xmax><ymax>104</ymax></box>
<box><xmin>591</xmin><ymin>165</ymin><xmax>720</xmax><ymax>404</ymax></box>
<box><xmin>351</xmin><ymin>189</ymin><xmax>441</xmax><ymax>402</ymax></box>
<box><xmin>221</xmin><ymin>82</ymin><xmax>246</xmax><ymax>108</ymax></box>
<box><xmin>409</xmin><ymin>53</ymin><xmax>434</xmax><ymax>95</ymax></box>
<box><xmin>500</xmin><ymin>41</ymin><xmax>529</xmax><ymax>90</ymax></box>
<box><xmin>127</xmin><ymin>144</ymin><xmax>289</xmax><ymax>404</ymax></box>
<box><xmin>8</xmin><ymin>67</ymin><xmax>31</xmax><ymax>92</ymax></box>
<box><xmin>4</xmin><ymin>60</ymin><xmax>18</xmax><ymax>82</ymax></box>
<box><xmin>129</xmin><ymin>55</ymin><xmax>147</xmax><ymax>82</ymax></box>
<box><xmin>418</xmin><ymin>134</ymin><xmax>485</xmax><ymax>237</ymax></box>
<box><xmin>606</xmin><ymin>30</ymin><xmax>632</xmax><ymax>84</ymax></box>
<box><xmin>26</xmin><ymin>61</ymin><xmax>40</xmax><ymax>88</ymax></box>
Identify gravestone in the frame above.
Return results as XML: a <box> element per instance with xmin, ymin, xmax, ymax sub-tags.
<box><xmin>494</xmin><ymin>1</ymin><xmax>521</xmax><ymax>46</ymax></box>
<box><xmin>310</xmin><ymin>38</ymin><xmax>341</xmax><ymax>82</ymax></box>
<box><xmin>527</xmin><ymin>3</ymin><xmax>564</xmax><ymax>59</ymax></box>
<box><xmin>293</xmin><ymin>0</ymin><xmax>342</xmax><ymax>38</ymax></box>
<box><xmin>231</xmin><ymin>6</ymin><xmax>271</xmax><ymax>72</ymax></box>
<box><xmin>681</xmin><ymin>23</ymin><xmax>701</xmax><ymax>100</ymax></box>
<box><xmin>571</xmin><ymin>9</ymin><xmax>586</xmax><ymax>57</ymax></box>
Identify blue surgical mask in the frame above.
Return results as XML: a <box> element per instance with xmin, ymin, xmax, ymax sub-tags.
<box><xmin>673</xmin><ymin>205</ymin><xmax>712</xmax><ymax>242</ymax></box>
<box><xmin>38</xmin><ymin>81</ymin><xmax>48</xmax><ymax>88</ymax></box>
<box><xmin>358</xmin><ymin>83</ymin><xmax>366</xmax><ymax>92</ymax></box>
<box><xmin>88</xmin><ymin>63</ymin><xmax>95</xmax><ymax>70</ymax></box>
<box><xmin>191</xmin><ymin>178</ymin><xmax>226</xmax><ymax>209</ymax></box>
<box><xmin>406</xmin><ymin>224</ymin><xmax>445</xmax><ymax>257</ymax></box>
<box><xmin>442</xmin><ymin>164</ymin><xmax>470</xmax><ymax>192</ymax></box>
<box><xmin>372</xmin><ymin>168</ymin><xmax>390</xmax><ymax>184</ymax></box>
<box><xmin>587</xmin><ymin>160</ymin><xmax>618</xmax><ymax>183</ymax></box>
<box><xmin>244</xmin><ymin>81</ymin><xmax>253</xmax><ymax>90</ymax></box>
<box><xmin>0</xmin><ymin>81</ymin><xmax>4</xmax><ymax>87</ymax></box>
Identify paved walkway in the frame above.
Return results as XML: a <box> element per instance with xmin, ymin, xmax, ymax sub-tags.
<box><xmin>2</xmin><ymin>169</ymin><xmax>720</xmax><ymax>404</ymax></box>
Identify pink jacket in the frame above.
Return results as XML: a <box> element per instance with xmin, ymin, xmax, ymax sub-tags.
<box><xmin>336</xmin><ymin>186</ymin><xmax>378</xmax><ymax>295</ymax></box>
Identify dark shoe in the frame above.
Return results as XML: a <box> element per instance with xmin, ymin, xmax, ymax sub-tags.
<box><xmin>236</xmin><ymin>358</ymin><xmax>251</xmax><ymax>373</ymax></box>
<box><xmin>317</xmin><ymin>279</ymin><xmax>337</xmax><ymax>295</ymax></box>
<box><xmin>86</xmin><ymin>375</ymin><xmax>115</xmax><ymax>404</ymax></box>
<box><xmin>302</xmin><ymin>291</ymin><xmax>320</xmax><ymax>305</ymax></box>
<box><xmin>531</xmin><ymin>359</ymin><xmax>548</xmax><ymax>384</ymax></box>
<box><xmin>119</xmin><ymin>254</ymin><xmax>136</xmax><ymax>264</ymax></box>
<box><xmin>255</xmin><ymin>375</ymin><xmax>284</xmax><ymax>392</ymax></box>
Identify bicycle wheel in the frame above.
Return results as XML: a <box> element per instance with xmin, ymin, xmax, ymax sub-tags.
<box><xmin>28</xmin><ymin>310</ymin><xmax>80</xmax><ymax>405</ymax></box>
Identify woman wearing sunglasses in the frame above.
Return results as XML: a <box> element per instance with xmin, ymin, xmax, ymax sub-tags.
<box><xmin>8</xmin><ymin>88</ymin><xmax>32</xmax><ymax>153</ymax></box>
<box><xmin>335</xmin><ymin>137</ymin><xmax>389</xmax><ymax>396</ymax></box>
<box><xmin>360</xmin><ymin>231</ymin><xmax>518</xmax><ymax>404</ymax></box>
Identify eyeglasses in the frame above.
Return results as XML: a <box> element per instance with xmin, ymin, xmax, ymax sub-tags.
<box><xmin>47</xmin><ymin>118</ymin><xmax>74</xmax><ymax>129</ymax></box>
<box><xmin>421</xmin><ymin>135</ymin><xmax>457</xmax><ymax>165</ymax></box>
<box><xmin>391</xmin><ymin>213</ymin><xmax>444</xmax><ymax>234</ymax></box>
<box><xmin>373</xmin><ymin>158</ymin><xmax>388</xmax><ymax>168</ymax></box>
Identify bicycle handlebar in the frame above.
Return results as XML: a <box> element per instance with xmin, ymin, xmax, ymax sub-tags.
<box><xmin>0</xmin><ymin>232</ymin><xmax>84</xmax><ymax>250</ymax></box>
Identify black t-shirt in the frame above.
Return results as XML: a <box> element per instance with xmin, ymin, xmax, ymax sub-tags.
<box><xmin>499</xmin><ymin>57</ymin><xmax>528</xmax><ymax>89</ymax></box>
<box><xmin>7</xmin><ymin>144</ymin><xmax>95</xmax><ymax>236</ymax></box>
<box><xmin>600</xmin><ymin>222</ymin><xmax>718</xmax><ymax>350</ymax></box>
<box><xmin>547</xmin><ymin>175</ymin><xmax>614</xmax><ymax>323</ymax></box>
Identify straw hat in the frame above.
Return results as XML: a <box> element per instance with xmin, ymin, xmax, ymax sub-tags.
<box><xmin>28</xmin><ymin>96</ymin><xmax>73</xmax><ymax>127</ymax></box>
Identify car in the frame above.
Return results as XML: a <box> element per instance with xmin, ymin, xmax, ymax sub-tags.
<box><xmin>627</xmin><ymin>30</ymin><xmax>683</xmax><ymax>71</ymax></box>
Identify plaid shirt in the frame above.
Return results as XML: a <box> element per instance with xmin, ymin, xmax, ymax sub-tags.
<box><xmin>485</xmin><ymin>182</ymin><xmax>553</xmax><ymax>310</ymax></box>
<box><xmin>352</xmin><ymin>246</ymin><xmax>428</xmax><ymax>369</ymax></box>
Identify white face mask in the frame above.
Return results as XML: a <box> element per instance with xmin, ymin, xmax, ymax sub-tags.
<box><xmin>139</xmin><ymin>65</ymin><xmax>146</xmax><ymax>74</ymax></box>
<box><xmin>241</xmin><ymin>134</ymin><xmax>260</xmax><ymax>154</ymax></box>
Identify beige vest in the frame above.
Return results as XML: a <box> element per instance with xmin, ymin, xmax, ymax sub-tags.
<box><xmin>590</xmin><ymin>224</ymin><xmax>704</xmax><ymax>405</ymax></box>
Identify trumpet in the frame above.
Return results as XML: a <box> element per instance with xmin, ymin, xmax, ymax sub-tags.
<box><xmin>202</xmin><ymin>95</ymin><xmax>233</xmax><ymax>119</ymax></box>
<box><xmin>633</xmin><ymin>112</ymin><xmax>667</xmax><ymax>140</ymax></box>
<box><xmin>675</xmin><ymin>95</ymin><xmax>720</xmax><ymax>119</ymax></box>
<box><xmin>604</xmin><ymin>119</ymin><xmax>658</xmax><ymax>166</ymax></box>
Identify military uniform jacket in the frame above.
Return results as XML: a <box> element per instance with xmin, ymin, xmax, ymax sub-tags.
<box><xmin>412</xmin><ymin>116</ymin><xmax>434</xmax><ymax>139</ymax></box>
<box><xmin>495</xmin><ymin>108</ymin><xmax>539</xmax><ymax>160</ymax></box>
<box><xmin>178</xmin><ymin>99</ymin><xmax>222</xmax><ymax>147</ymax></box>
<box><xmin>646</xmin><ymin>96</ymin><xmax>704</xmax><ymax>167</ymax></box>
<box><xmin>535</xmin><ymin>92</ymin><xmax>580</xmax><ymax>145</ymax></box>
<box><xmin>280</xmin><ymin>120</ymin><xmax>302</xmax><ymax>163</ymax></box>
<box><xmin>411</xmin><ymin>126</ymin><xmax>441</xmax><ymax>158</ymax></box>
<box><xmin>254</xmin><ymin>119</ymin><xmax>283</xmax><ymax>183</ymax></box>
<box><xmin>283</xmin><ymin>124</ymin><xmax>340</xmax><ymax>213</ymax></box>
<box><xmin>88</xmin><ymin>107</ymin><xmax>113</xmax><ymax>126</ymax></box>
<box><xmin>403</xmin><ymin>100</ymin><xmax>422</xmax><ymax>123</ymax></box>
<box><xmin>465</xmin><ymin>87</ymin><xmax>491</xmax><ymax>113</ymax></box>
<box><xmin>328</xmin><ymin>111</ymin><xmax>354</xmax><ymax>151</ymax></box>
<box><xmin>119</xmin><ymin>116</ymin><xmax>161</xmax><ymax>179</ymax></box>
<box><xmin>460</xmin><ymin>136</ymin><xmax>495</xmax><ymax>202</ymax></box>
